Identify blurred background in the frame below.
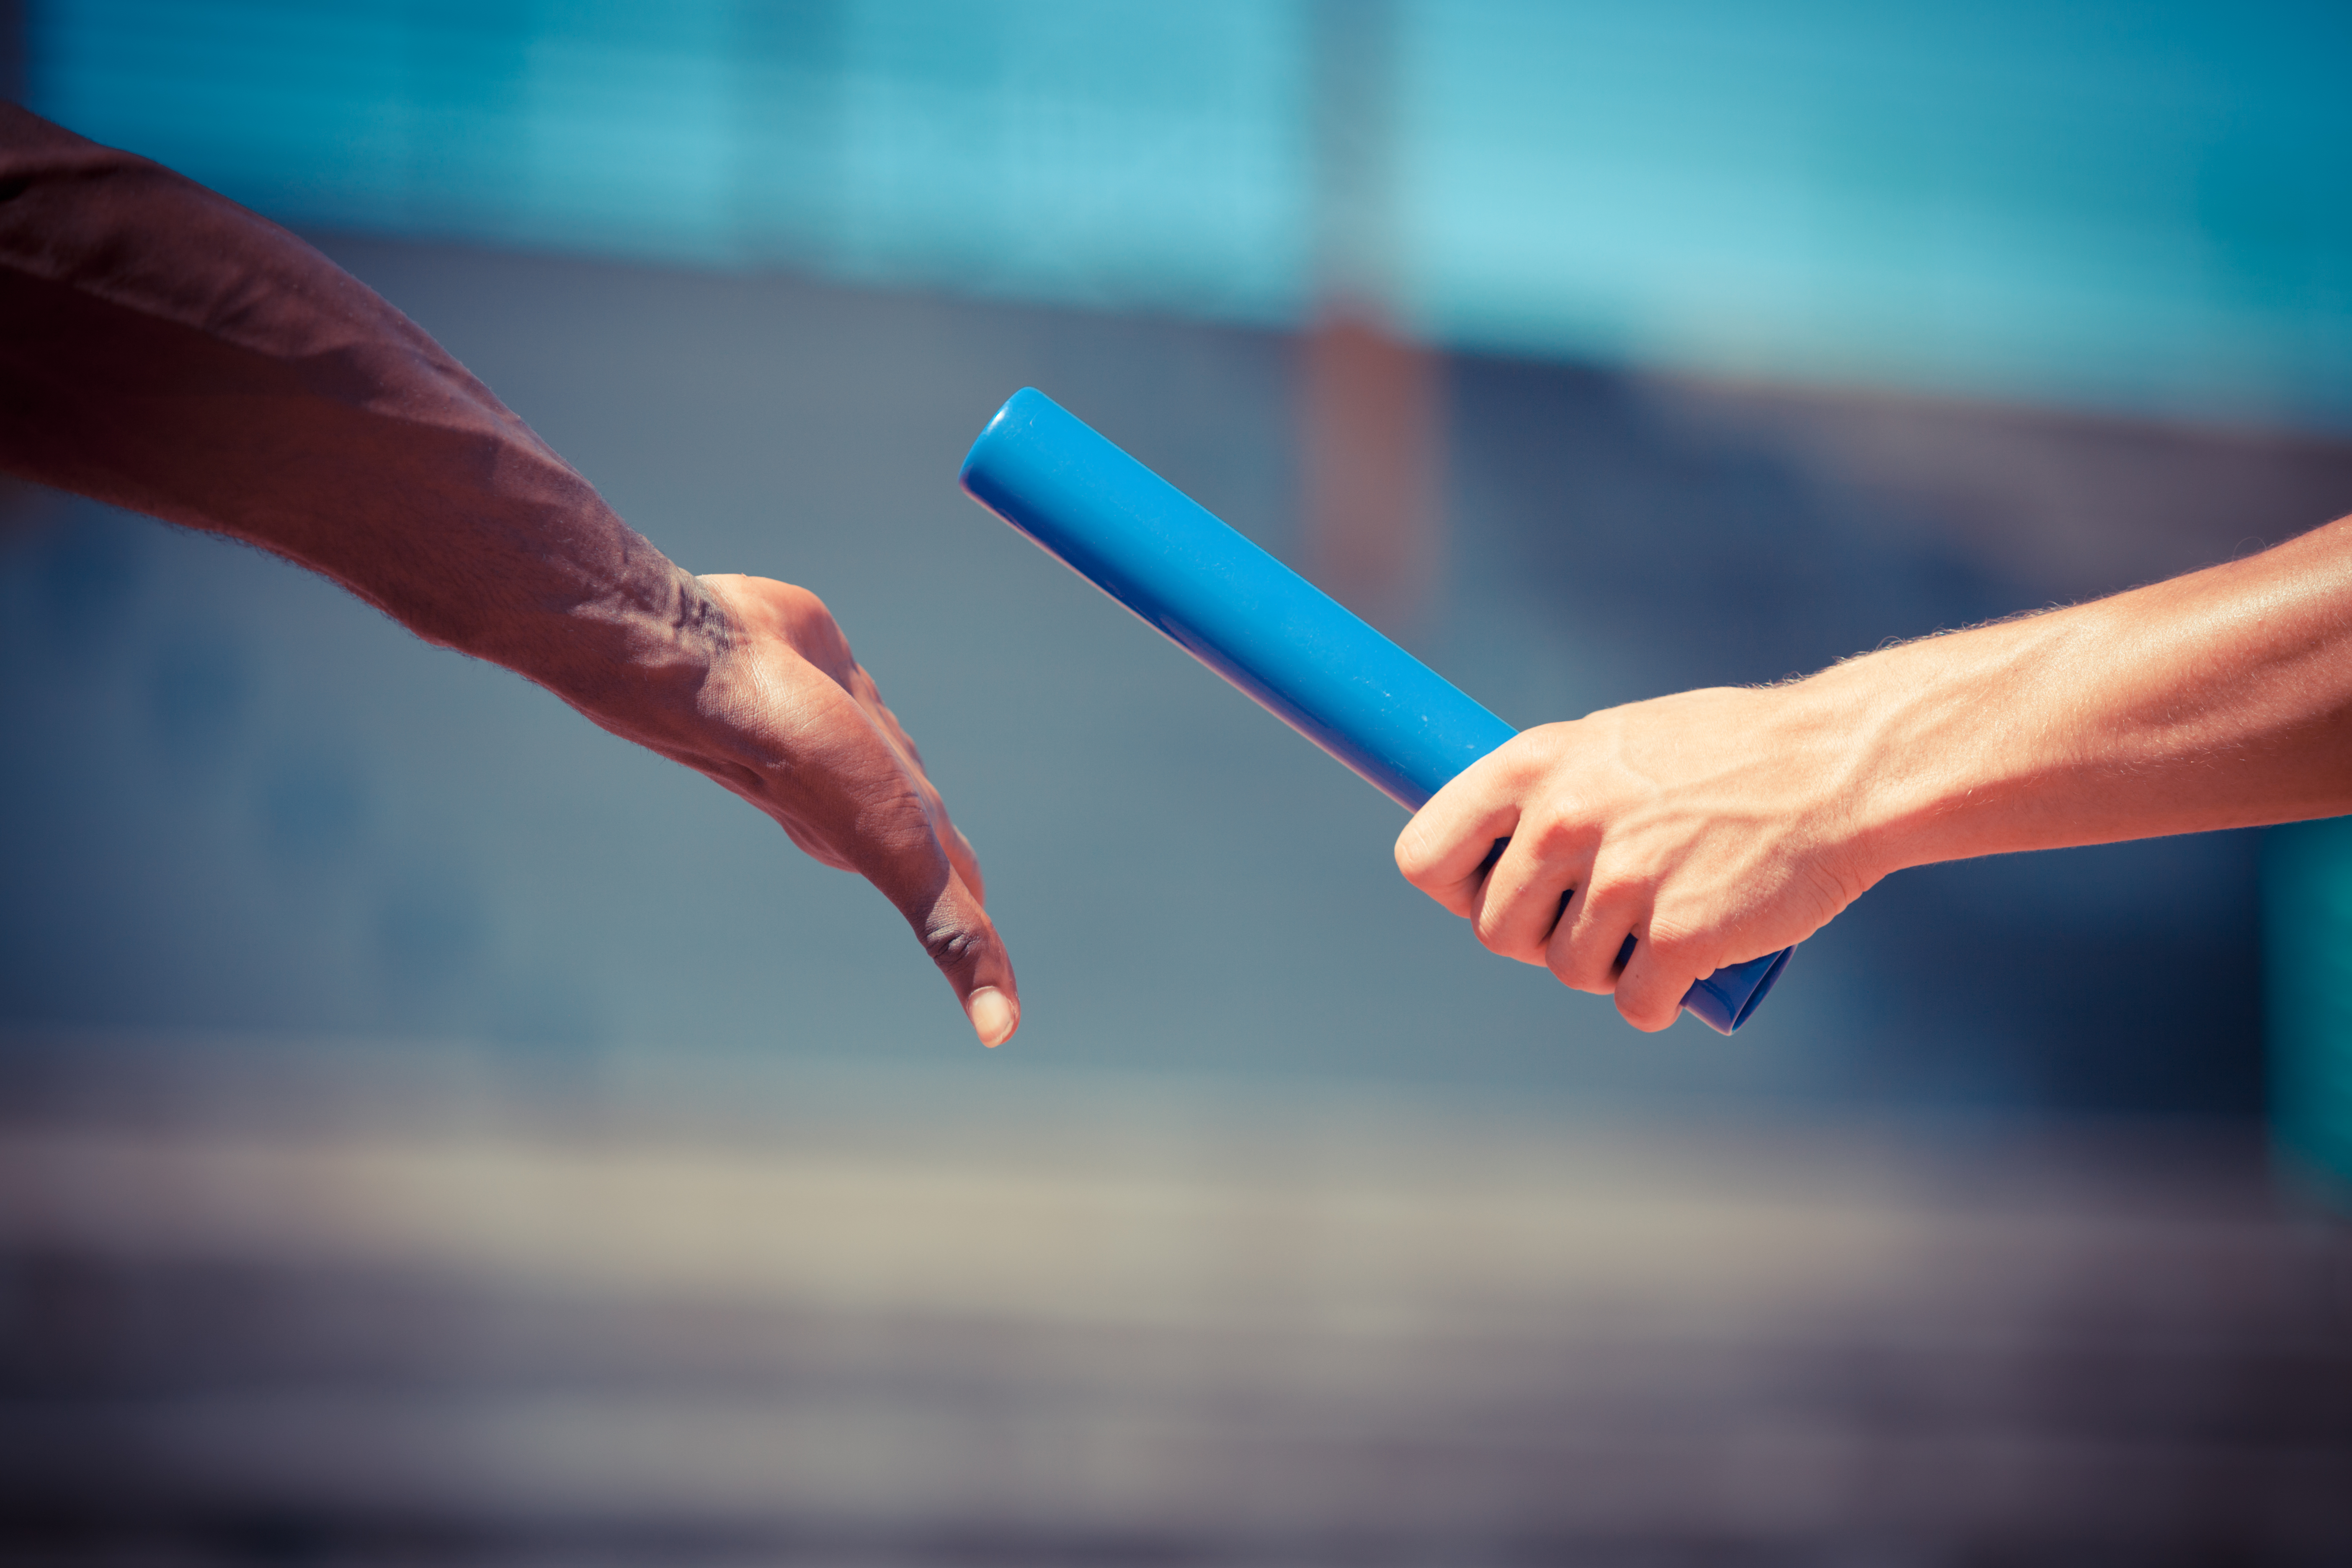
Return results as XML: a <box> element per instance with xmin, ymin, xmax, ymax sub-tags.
<box><xmin>3</xmin><ymin>1</ymin><xmax>2350</xmax><ymax>1560</ymax></box>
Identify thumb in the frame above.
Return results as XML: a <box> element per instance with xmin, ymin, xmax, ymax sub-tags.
<box><xmin>905</xmin><ymin>868</ymin><xmax>1021</xmax><ymax>1047</ymax></box>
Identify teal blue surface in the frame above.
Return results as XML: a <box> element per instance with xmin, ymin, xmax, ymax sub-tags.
<box><xmin>27</xmin><ymin>0</ymin><xmax>2352</xmax><ymax>428</ymax></box>
<box><xmin>2266</xmin><ymin>816</ymin><xmax>2352</xmax><ymax>1195</ymax></box>
<box><xmin>960</xmin><ymin>389</ymin><xmax>1790</xmax><ymax>1034</ymax></box>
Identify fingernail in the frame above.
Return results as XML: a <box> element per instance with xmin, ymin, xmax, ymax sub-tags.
<box><xmin>966</xmin><ymin>986</ymin><xmax>1016</xmax><ymax>1048</ymax></box>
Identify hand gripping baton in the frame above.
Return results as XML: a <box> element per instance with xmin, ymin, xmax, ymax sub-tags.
<box><xmin>959</xmin><ymin>388</ymin><xmax>1792</xmax><ymax>1033</ymax></box>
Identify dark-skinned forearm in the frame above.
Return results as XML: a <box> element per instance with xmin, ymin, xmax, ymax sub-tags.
<box><xmin>0</xmin><ymin>105</ymin><xmax>1022</xmax><ymax>1043</ymax></box>
<box><xmin>0</xmin><ymin>103</ymin><xmax>712</xmax><ymax>714</ymax></box>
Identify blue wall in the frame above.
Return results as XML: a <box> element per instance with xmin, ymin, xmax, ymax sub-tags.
<box><xmin>28</xmin><ymin>0</ymin><xmax>2352</xmax><ymax>426</ymax></box>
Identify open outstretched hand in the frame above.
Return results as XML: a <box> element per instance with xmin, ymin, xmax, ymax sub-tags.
<box><xmin>590</xmin><ymin>573</ymin><xmax>1019</xmax><ymax>1047</ymax></box>
<box><xmin>0</xmin><ymin>106</ymin><xmax>1019</xmax><ymax>1046</ymax></box>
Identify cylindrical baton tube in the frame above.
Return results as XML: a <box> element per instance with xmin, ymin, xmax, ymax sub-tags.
<box><xmin>959</xmin><ymin>387</ymin><xmax>1790</xmax><ymax>1034</ymax></box>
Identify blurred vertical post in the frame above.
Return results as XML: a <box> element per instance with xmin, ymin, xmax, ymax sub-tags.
<box><xmin>2265</xmin><ymin>817</ymin><xmax>2352</xmax><ymax>1203</ymax></box>
<box><xmin>1303</xmin><ymin>0</ymin><xmax>1441</xmax><ymax>635</ymax></box>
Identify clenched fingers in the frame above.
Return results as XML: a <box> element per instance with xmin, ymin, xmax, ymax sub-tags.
<box><xmin>1469</xmin><ymin>824</ymin><xmax>1594</xmax><ymax>966</ymax></box>
<box><xmin>1545</xmin><ymin>874</ymin><xmax>1645</xmax><ymax>995</ymax></box>
<box><xmin>1394</xmin><ymin>744</ymin><xmax>1541</xmax><ymax>917</ymax></box>
<box><xmin>1610</xmin><ymin>923</ymin><xmax>1700</xmax><ymax>1033</ymax></box>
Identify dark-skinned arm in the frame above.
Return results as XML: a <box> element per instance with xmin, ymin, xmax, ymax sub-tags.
<box><xmin>0</xmin><ymin>104</ymin><xmax>1018</xmax><ymax>1046</ymax></box>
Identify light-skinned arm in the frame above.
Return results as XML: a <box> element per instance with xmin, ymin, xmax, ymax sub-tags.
<box><xmin>1396</xmin><ymin>512</ymin><xmax>2352</xmax><ymax>1031</ymax></box>
<box><xmin>0</xmin><ymin>105</ymin><xmax>1019</xmax><ymax>1046</ymax></box>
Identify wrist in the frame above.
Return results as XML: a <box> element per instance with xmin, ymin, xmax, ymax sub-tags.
<box><xmin>1815</xmin><ymin>607</ymin><xmax>2096</xmax><ymax>882</ymax></box>
<box><xmin>1751</xmin><ymin>660</ymin><xmax>1921</xmax><ymax>899</ymax></box>
<box><xmin>471</xmin><ymin>554</ymin><xmax>732</xmax><ymax>738</ymax></box>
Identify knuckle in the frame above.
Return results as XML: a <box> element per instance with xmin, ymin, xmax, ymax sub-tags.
<box><xmin>1566</xmin><ymin>885</ymin><xmax>1641</xmax><ymax>948</ymax></box>
<box><xmin>1471</xmin><ymin>905</ymin><xmax>1512</xmax><ymax>954</ymax></box>
<box><xmin>1393</xmin><ymin>821</ymin><xmax>1435</xmax><ymax>881</ymax></box>
<box><xmin>1473</xmin><ymin>902</ymin><xmax>1540</xmax><ymax>962</ymax></box>
<box><xmin>1525</xmin><ymin>812</ymin><xmax>1584</xmax><ymax>861</ymax></box>
<box><xmin>921</xmin><ymin>919</ymin><xmax>985</xmax><ymax>971</ymax></box>
<box><xmin>1573</xmin><ymin>872</ymin><xmax>1633</xmax><ymax>921</ymax></box>
<box><xmin>773</xmin><ymin>580</ymin><xmax>830</xmax><ymax>621</ymax></box>
<box><xmin>1614</xmin><ymin>978</ymin><xmax>1675</xmax><ymax>1032</ymax></box>
<box><xmin>1641</xmin><ymin>914</ymin><xmax>1704</xmax><ymax>967</ymax></box>
<box><xmin>1548</xmin><ymin>953</ymin><xmax>1610</xmax><ymax>996</ymax></box>
<box><xmin>1511</xmin><ymin>723</ymin><xmax>1571</xmax><ymax>773</ymax></box>
<box><xmin>1549</xmin><ymin>929</ymin><xmax>1620</xmax><ymax>994</ymax></box>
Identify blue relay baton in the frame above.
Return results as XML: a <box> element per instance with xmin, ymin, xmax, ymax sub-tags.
<box><xmin>959</xmin><ymin>388</ymin><xmax>1792</xmax><ymax>1034</ymax></box>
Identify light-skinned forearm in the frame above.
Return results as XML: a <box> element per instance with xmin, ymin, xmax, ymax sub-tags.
<box><xmin>1398</xmin><ymin>513</ymin><xmax>2352</xmax><ymax>1031</ymax></box>
<box><xmin>1830</xmin><ymin>513</ymin><xmax>2352</xmax><ymax>880</ymax></box>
